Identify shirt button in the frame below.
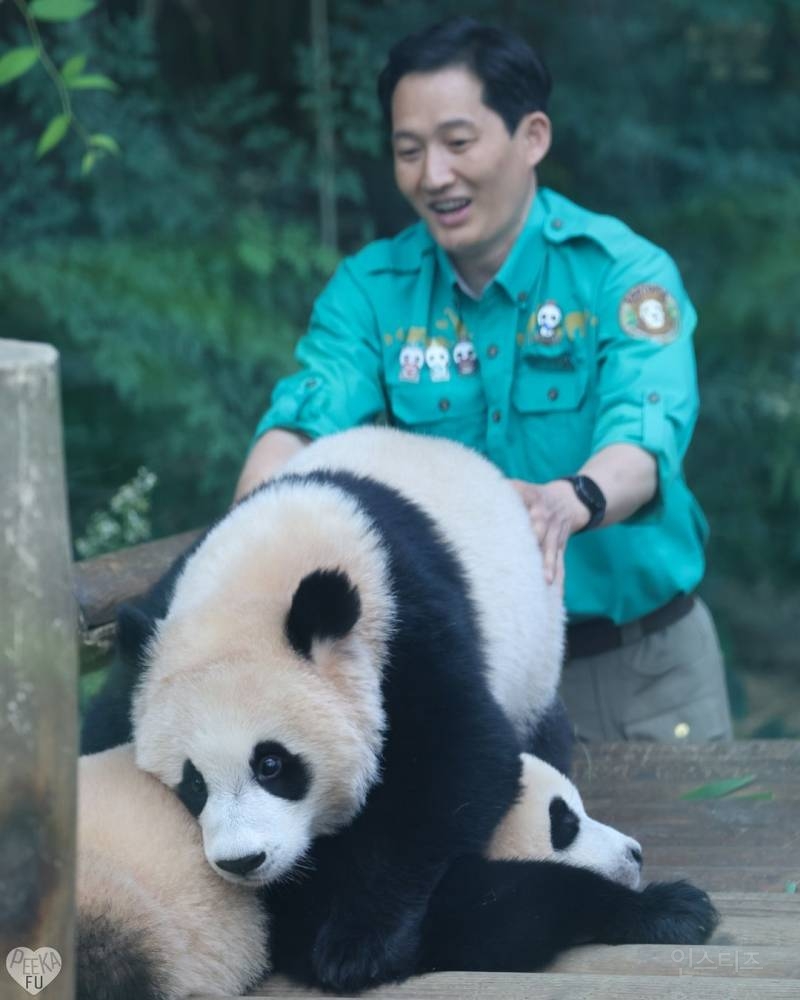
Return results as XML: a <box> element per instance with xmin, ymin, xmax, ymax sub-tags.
<box><xmin>304</xmin><ymin>377</ymin><xmax>318</xmax><ymax>390</ymax></box>
<box><xmin>491</xmin><ymin>409</ymin><xmax>502</xmax><ymax>423</ymax></box>
<box><xmin>517</xmin><ymin>291</ymin><xmax>527</xmax><ymax>305</ymax></box>
<box><xmin>438</xmin><ymin>398</ymin><xmax>451</xmax><ymax>412</ymax></box>
<box><xmin>648</xmin><ymin>392</ymin><xmax>661</xmax><ymax>404</ymax></box>
<box><xmin>487</xmin><ymin>345</ymin><xmax>499</xmax><ymax>359</ymax></box>
<box><xmin>547</xmin><ymin>387</ymin><xmax>559</xmax><ymax>401</ymax></box>
<box><xmin>551</xmin><ymin>218</ymin><xmax>563</xmax><ymax>230</ymax></box>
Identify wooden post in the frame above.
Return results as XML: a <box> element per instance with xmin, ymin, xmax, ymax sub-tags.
<box><xmin>0</xmin><ymin>340</ymin><xmax>77</xmax><ymax>999</ymax></box>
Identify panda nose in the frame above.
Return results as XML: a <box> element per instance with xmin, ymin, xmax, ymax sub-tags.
<box><xmin>215</xmin><ymin>852</ymin><xmax>266</xmax><ymax>876</ymax></box>
<box><xmin>628</xmin><ymin>844</ymin><xmax>643</xmax><ymax>868</ymax></box>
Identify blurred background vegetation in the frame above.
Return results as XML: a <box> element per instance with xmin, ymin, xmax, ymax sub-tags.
<box><xmin>2</xmin><ymin>0</ymin><xmax>798</xmax><ymax>735</ymax></box>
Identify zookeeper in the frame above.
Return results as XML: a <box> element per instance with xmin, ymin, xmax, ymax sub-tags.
<box><xmin>235</xmin><ymin>16</ymin><xmax>733</xmax><ymax>745</ymax></box>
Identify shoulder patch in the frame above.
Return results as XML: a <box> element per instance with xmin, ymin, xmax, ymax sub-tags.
<box><xmin>618</xmin><ymin>284</ymin><xmax>679</xmax><ymax>344</ymax></box>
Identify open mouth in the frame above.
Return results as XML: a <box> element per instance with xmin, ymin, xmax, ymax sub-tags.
<box><xmin>428</xmin><ymin>198</ymin><xmax>472</xmax><ymax>227</ymax></box>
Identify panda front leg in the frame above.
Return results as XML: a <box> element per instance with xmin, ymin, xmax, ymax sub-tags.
<box><xmin>419</xmin><ymin>856</ymin><xmax>719</xmax><ymax>973</ymax></box>
<box><xmin>306</xmin><ymin>704</ymin><xmax>524</xmax><ymax>992</ymax></box>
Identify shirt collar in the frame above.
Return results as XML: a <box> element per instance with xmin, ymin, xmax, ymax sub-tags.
<box><xmin>432</xmin><ymin>190</ymin><xmax>549</xmax><ymax>302</ymax></box>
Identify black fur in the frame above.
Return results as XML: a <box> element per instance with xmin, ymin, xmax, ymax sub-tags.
<box><xmin>175</xmin><ymin>759</ymin><xmax>208</xmax><ymax>817</ymax></box>
<box><xmin>418</xmin><ymin>858</ymin><xmax>719</xmax><ymax>973</ymax></box>
<box><xmin>286</xmin><ymin>569</ymin><xmax>361</xmax><ymax>658</ymax></box>
<box><xmin>525</xmin><ymin>694</ymin><xmax>574</xmax><ymax>776</ymax></box>
<box><xmin>549</xmin><ymin>797</ymin><xmax>580</xmax><ymax>851</ymax></box>
<box><xmin>261</xmin><ymin>469</ymin><xmax>524</xmax><ymax>993</ymax></box>
<box><xmin>250</xmin><ymin>741</ymin><xmax>311</xmax><ymax>800</ymax></box>
<box><xmin>77</xmin><ymin>913</ymin><xmax>167</xmax><ymax>1000</ymax></box>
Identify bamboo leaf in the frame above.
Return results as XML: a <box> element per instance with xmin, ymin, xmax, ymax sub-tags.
<box><xmin>29</xmin><ymin>0</ymin><xmax>96</xmax><ymax>22</ymax></box>
<box><xmin>786</xmin><ymin>882</ymin><xmax>798</xmax><ymax>894</ymax></box>
<box><xmin>0</xmin><ymin>47</ymin><xmax>39</xmax><ymax>86</ymax></box>
<box><xmin>680</xmin><ymin>775</ymin><xmax>757</xmax><ymax>800</ymax></box>
<box><xmin>88</xmin><ymin>133</ymin><xmax>120</xmax><ymax>155</ymax></box>
<box><xmin>61</xmin><ymin>54</ymin><xmax>87</xmax><ymax>81</ymax></box>
<box><xmin>36</xmin><ymin>113</ymin><xmax>70</xmax><ymax>158</ymax></box>
<box><xmin>65</xmin><ymin>73</ymin><xmax>118</xmax><ymax>92</ymax></box>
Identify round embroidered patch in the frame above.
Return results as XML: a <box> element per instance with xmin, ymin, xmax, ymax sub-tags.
<box><xmin>619</xmin><ymin>284</ymin><xmax>679</xmax><ymax>344</ymax></box>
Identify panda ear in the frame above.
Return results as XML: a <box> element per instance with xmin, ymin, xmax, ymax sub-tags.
<box><xmin>116</xmin><ymin>602</ymin><xmax>157</xmax><ymax>669</ymax></box>
<box><xmin>285</xmin><ymin>569</ymin><xmax>361</xmax><ymax>659</ymax></box>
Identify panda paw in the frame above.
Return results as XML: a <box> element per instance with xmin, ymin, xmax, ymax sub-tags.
<box><xmin>311</xmin><ymin>909</ymin><xmax>422</xmax><ymax>993</ymax></box>
<box><xmin>631</xmin><ymin>880</ymin><xmax>719</xmax><ymax>945</ymax></box>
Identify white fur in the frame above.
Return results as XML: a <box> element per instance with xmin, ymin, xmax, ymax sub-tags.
<box><xmin>488</xmin><ymin>754</ymin><xmax>643</xmax><ymax>889</ymax></box>
<box><xmin>133</xmin><ymin>428</ymin><xmax>564</xmax><ymax>883</ymax></box>
<box><xmin>77</xmin><ymin>746</ymin><xmax>269</xmax><ymax>998</ymax></box>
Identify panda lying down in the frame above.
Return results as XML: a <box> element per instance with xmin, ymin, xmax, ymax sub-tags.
<box><xmin>78</xmin><ymin>746</ymin><xmax>714</xmax><ymax>999</ymax></box>
<box><xmin>81</xmin><ymin>427</ymin><xmax>715</xmax><ymax>993</ymax></box>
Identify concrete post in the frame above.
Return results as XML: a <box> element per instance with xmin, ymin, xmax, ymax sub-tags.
<box><xmin>0</xmin><ymin>340</ymin><xmax>77</xmax><ymax>999</ymax></box>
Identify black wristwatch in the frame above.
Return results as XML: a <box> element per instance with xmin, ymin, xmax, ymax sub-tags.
<box><xmin>560</xmin><ymin>475</ymin><xmax>606</xmax><ymax>531</ymax></box>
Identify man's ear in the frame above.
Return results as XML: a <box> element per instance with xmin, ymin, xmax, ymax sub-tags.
<box><xmin>520</xmin><ymin>110</ymin><xmax>552</xmax><ymax>168</ymax></box>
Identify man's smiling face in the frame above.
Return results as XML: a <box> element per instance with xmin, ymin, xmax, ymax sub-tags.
<box><xmin>391</xmin><ymin>64</ymin><xmax>550</xmax><ymax>280</ymax></box>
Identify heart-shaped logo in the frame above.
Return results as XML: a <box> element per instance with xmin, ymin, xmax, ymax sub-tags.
<box><xmin>6</xmin><ymin>948</ymin><xmax>62</xmax><ymax>996</ymax></box>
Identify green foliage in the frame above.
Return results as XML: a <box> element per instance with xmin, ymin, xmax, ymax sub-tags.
<box><xmin>75</xmin><ymin>466</ymin><xmax>157</xmax><ymax>558</ymax></box>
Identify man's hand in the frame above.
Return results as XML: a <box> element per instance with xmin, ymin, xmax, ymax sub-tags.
<box><xmin>510</xmin><ymin>479</ymin><xmax>590</xmax><ymax>587</ymax></box>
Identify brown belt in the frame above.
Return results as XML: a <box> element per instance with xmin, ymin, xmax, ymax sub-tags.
<box><xmin>566</xmin><ymin>593</ymin><xmax>695</xmax><ymax>660</ymax></box>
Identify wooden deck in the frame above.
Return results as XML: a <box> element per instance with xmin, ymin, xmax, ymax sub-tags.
<box><xmin>237</xmin><ymin>740</ymin><xmax>799</xmax><ymax>1000</ymax></box>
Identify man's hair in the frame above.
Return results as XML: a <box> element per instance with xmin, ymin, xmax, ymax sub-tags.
<box><xmin>377</xmin><ymin>16</ymin><xmax>552</xmax><ymax>135</ymax></box>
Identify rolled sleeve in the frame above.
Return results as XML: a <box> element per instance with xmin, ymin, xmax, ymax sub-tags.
<box><xmin>254</xmin><ymin>259</ymin><xmax>386</xmax><ymax>442</ymax></box>
<box><xmin>590</xmin><ymin>247</ymin><xmax>699</xmax><ymax>514</ymax></box>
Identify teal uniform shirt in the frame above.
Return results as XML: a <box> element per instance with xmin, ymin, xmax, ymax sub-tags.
<box><xmin>255</xmin><ymin>188</ymin><xmax>709</xmax><ymax>626</ymax></box>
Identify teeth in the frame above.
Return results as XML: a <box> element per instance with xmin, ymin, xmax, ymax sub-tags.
<box><xmin>432</xmin><ymin>199</ymin><xmax>469</xmax><ymax>212</ymax></box>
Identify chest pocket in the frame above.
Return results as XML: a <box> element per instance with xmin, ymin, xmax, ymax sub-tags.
<box><xmin>387</xmin><ymin>377</ymin><xmax>486</xmax><ymax>450</ymax></box>
<box><xmin>511</xmin><ymin>342</ymin><xmax>594</xmax><ymax>478</ymax></box>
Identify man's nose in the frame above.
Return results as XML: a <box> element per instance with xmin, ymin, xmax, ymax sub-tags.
<box><xmin>421</xmin><ymin>148</ymin><xmax>454</xmax><ymax>190</ymax></box>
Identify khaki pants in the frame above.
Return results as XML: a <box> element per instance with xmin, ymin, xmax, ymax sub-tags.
<box><xmin>559</xmin><ymin>598</ymin><xmax>733</xmax><ymax>743</ymax></box>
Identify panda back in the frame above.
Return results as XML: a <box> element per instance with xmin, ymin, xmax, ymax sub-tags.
<box><xmin>283</xmin><ymin>428</ymin><xmax>564</xmax><ymax>735</ymax></box>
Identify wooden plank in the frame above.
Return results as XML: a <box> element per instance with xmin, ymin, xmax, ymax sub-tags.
<box><xmin>245</xmin><ymin>971</ymin><xmax>800</xmax><ymax>998</ymax></box>
<box><xmin>548</xmin><ymin>943</ymin><xmax>799</xmax><ymax>979</ymax></box>
<box><xmin>641</xmin><ymin>866</ymin><xmax>797</xmax><ymax>893</ymax></box>
<box><xmin>572</xmin><ymin>740</ymin><xmax>800</xmax><ymax>786</ymax></box>
<box><xmin>0</xmin><ymin>340</ymin><xmax>77</xmax><ymax>998</ymax></box>
<box><xmin>73</xmin><ymin>527</ymin><xmax>201</xmax><ymax>629</ymax></box>
<box><xmin>711</xmin><ymin>892</ymin><xmax>800</xmax><ymax>915</ymax></box>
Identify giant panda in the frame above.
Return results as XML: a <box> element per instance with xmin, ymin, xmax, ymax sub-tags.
<box><xmin>77</xmin><ymin>747</ymin><xmax>716</xmax><ymax>999</ymax></box>
<box><xmin>76</xmin><ymin>746</ymin><xmax>270</xmax><ymax>1000</ymax></box>
<box><xmin>83</xmin><ymin>426</ymin><xmax>711</xmax><ymax>992</ymax></box>
<box><xmin>122</xmin><ymin>426</ymin><xmax>566</xmax><ymax>991</ymax></box>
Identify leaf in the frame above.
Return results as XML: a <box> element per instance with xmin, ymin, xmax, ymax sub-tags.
<box><xmin>680</xmin><ymin>775</ymin><xmax>757</xmax><ymax>800</ymax></box>
<box><xmin>61</xmin><ymin>54</ymin><xmax>87</xmax><ymax>82</ymax></box>
<box><xmin>36</xmin><ymin>114</ymin><xmax>70</xmax><ymax>158</ymax></box>
<box><xmin>81</xmin><ymin>150</ymin><xmax>99</xmax><ymax>176</ymax></box>
<box><xmin>786</xmin><ymin>882</ymin><xmax>798</xmax><ymax>894</ymax></box>
<box><xmin>88</xmin><ymin>133</ymin><xmax>120</xmax><ymax>155</ymax></box>
<box><xmin>29</xmin><ymin>0</ymin><xmax>97</xmax><ymax>22</ymax></box>
<box><xmin>0</xmin><ymin>47</ymin><xmax>39</xmax><ymax>86</ymax></box>
<box><xmin>65</xmin><ymin>73</ymin><xmax>118</xmax><ymax>92</ymax></box>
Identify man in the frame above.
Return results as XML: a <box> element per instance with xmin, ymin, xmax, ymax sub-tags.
<box><xmin>236</xmin><ymin>16</ymin><xmax>732</xmax><ymax>743</ymax></box>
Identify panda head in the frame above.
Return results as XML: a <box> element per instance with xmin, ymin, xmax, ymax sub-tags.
<box><xmin>131</xmin><ymin>484</ymin><xmax>393</xmax><ymax>887</ymax></box>
<box><xmin>488</xmin><ymin>754</ymin><xmax>643</xmax><ymax>889</ymax></box>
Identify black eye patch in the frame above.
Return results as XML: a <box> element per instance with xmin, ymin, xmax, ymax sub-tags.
<box><xmin>176</xmin><ymin>758</ymin><xmax>208</xmax><ymax>817</ymax></box>
<box><xmin>250</xmin><ymin>741</ymin><xmax>310</xmax><ymax>801</ymax></box>
<box><xmin>549</xmin><ymin>796</ymin><xmax>581</xmax><ymax>851</ymax></box>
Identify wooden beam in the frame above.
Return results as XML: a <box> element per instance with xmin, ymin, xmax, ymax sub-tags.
<box><xmin>0</xmin><ymin>340</ymin><xmax>77</xmax><ymax>998</ymax></box>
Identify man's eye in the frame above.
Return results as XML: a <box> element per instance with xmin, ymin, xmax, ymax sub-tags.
<box><xmin>448</xmin><ymin>138</ymin><xmax>471</xmax><ymax>151</ymax></box>
<box><xmin>396</xmin><ymin>147</ymin><xmax>421</xmax><ymax>160</ymax></box>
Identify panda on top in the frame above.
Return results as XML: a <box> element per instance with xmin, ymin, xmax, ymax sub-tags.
<box><xmin>82</xmin><ymin>426</ymin><xmax>716</xmax><ymax>994</ymax></box>
<box><xmin>78</xmin><ymin>746</ymin><xmax>712</xmax><ymax>1000</ymax></box>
